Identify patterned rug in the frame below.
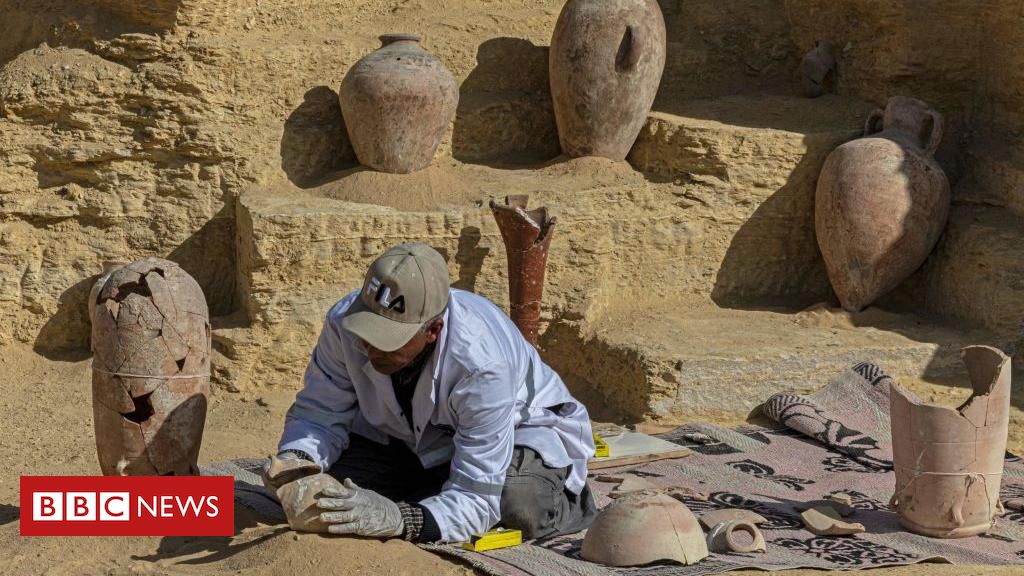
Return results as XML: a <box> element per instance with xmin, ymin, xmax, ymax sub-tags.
<box><xmin>204</xmin><ymin>362</ymin><xmax>1024</xmax><ymax>575</ymax></box>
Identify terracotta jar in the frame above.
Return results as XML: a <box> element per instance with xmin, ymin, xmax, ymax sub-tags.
<box><xmin>91</xmin><ymin>258</ymin><xmax>211</xmax><ymax>476</ymax></box>
<box><xmin>339</xmin><ymin>33</ymin><xmax>458</xmax><ymax>174</ymax></box>
<box><xmin>815</xmin><ymin>96</ymin><xmax>950</xmax><ymax>311</ymax></box>
<box><xmin>890</xmin><ymin>346</ymin><xmax>1011</xmax><ymax>538</ymax></box>
<box><xmin>549</xmin><ymin>0</ymin><xmax>666</xmax><ymax>160</ymax></box>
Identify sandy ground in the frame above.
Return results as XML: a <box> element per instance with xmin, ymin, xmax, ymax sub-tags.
<box><xmin>1</xmin><ymin>343</ymin><xmax>1021</xmax><ymax>575</ymax></box>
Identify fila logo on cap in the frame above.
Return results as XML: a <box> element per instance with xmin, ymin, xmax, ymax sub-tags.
<box><xmin>366</xmin><ymin>277</ymin><xmax>406</xmax><ymax>313</ymax></box>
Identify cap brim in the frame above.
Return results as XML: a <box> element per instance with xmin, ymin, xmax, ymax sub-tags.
<box><xmin>341</xmin><ymin>298</ymin><xmax>423</xmax><ymax>352</ymax></box>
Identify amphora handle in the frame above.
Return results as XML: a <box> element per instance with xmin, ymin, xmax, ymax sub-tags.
<box><xmin>615</xmin><ymin>25</ymin><xmax>642</xmax><ymax>72</ymax></box>
<box><xmin>923</xmin><ymin>110</ymin><xmax>943</xmax><ymax>157</ymax></box>
<box><xmin>864</xmin><ymin>109</ymin><xmax>885</xmax><ymax>137</ymax></box>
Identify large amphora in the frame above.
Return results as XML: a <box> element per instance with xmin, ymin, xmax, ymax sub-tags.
<box><xmin>815</xmin><ymin>96</ymin><xmax>950</xmax><ymax>311</ymax></box>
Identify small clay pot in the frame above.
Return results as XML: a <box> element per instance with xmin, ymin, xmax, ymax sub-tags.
<box><xmin>549</xmin><ymin>0</ymin><xmax>666</xmax><ymax>160</ymax></box>
<box><xmin>339</xmin><ymin>33</ymin><xmax>458</xmax><ymax>174</ymax></box>
<box><xmin>815</xmin><ymin>96</ymin><xmax>950</xmax><ymax>311</ymax></box>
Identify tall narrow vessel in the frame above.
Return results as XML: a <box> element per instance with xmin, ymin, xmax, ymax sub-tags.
<box><xmin>890</xmin><ymin>346</ymin><xmax>1011</xmax><ymax>538</ymax></box>
<box><xmin>815</xmin><ymin>96</ymin><xmax>950</xmax><ymax>311</ymax></box>
<box><xmin>490</xmin><ymin>195</ymin><xmax>557</xmax><ymax>347</ymax></box>
<box><xmin>339</xmin><ymin>33</ymin><xmax>458</xmax><ymax>174</ymax></box>
<box><xmin>549</xmin><ymin>0</ymin><xmax>666</xmax><ymax>160</ymax></box>
<box><xmin>91</xmin><ymin>258</ymin><xmax>211</xmax><ymax>476</ymax></box>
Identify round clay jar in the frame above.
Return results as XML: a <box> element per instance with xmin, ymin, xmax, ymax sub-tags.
<box><xmin>339</xmin><ymin>33</ymin><xmax>458</xmax><ymax>174</ymax></box>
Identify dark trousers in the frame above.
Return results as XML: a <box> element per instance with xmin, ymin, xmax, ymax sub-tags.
<box><xmin>326</xmin><ymin>434</ymin><xmax>596</xmax><ymax>539</ymax></box>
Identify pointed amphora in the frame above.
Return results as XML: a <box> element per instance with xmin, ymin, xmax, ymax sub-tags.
<box><xmin>890</xmin><ymin>345</ymin><xmax>1012</xmax><ymax>538</ymax></box>
<box><xmin>815</xmin><ymin>96</ymin><xmax>950</xmax><ymax>311</ymax></box>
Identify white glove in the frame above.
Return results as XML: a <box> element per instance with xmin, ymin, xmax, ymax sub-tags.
<box><xmin>317</xmin><ymin>478</ymin><xmax>404</xmax><ymax>538</ymax></box>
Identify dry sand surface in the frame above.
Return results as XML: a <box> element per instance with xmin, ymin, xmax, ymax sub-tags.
<box><xmin>1</xmin><ymin>342</ymin><xmax>1021</xmax><ymax>575</ymax></box>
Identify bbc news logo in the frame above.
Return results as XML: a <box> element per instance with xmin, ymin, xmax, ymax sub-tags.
<box><xmin>21</xmin><ymin>476</ymin><xmax>233</xmax><ymax>536</ymax></box>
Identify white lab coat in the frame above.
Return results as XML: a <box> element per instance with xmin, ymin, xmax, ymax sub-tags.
<box><xmin>278</xmin><ymin>288</ymin><xmax>595</xmax><ymax>542</ymax></box>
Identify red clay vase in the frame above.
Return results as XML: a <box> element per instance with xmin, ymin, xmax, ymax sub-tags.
<box><xmin>339</xmin><ymin>34</ymin><xmax>458</xmax><ymax>174</ymax></box>
<box><xmin>549</xmin><ymin>0</ymin><xmax>666</xmax><ymax>161</ymax></box>
<box><xmin>815</xmin><ymin>96</ymin><xmax>950</xmax><ymax>311</ymax></box>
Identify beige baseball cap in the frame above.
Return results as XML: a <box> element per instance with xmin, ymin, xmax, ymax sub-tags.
<box><xmin>341</xmin><ymin>243</ymin><xmax>450</xmax><ymax>352</ymax></box>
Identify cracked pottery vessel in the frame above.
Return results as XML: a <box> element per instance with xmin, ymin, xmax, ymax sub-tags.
<box><xmin>91</xmin><ymin>257</ymin><xmax>211</xmax><ymax>476</ymax></box>
<box><xmin>890</xmin><ymin>345</ymin><xmax>1012</xmax><ymax>538</ymax></box>
<box><xmin>549</xmin><ymin>0</ymin><xmax>666</xmax><ymax>160</ymax></box>
<box><xmin>276</xmin><ymin>473</ymin><xmax>343</xmax><ymax>533</ymax></box>
<box><xmin>89</xmin><ymin>260</ymin><xmax>127</xmax><ymax>351</ymax></box>
<box><xmin>581</xmin><ymin>492</ymin><xmax>707</xmax><ymax>566</ymax></box>
<box><xmin>815</xmin><ymin>96</ymin><xmax>950</xmax><ymax>311</ymax></box>
<box><xmin>339</xmin><ymin>33</ymin><xmax>458</xmax><ymax>174</ymax></box>
<box><xmin>490</xmin><ymin>195</ymin><xmax>557</xmax><ymax>347</ymax></box>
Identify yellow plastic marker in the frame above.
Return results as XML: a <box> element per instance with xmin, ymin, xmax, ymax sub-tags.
<box><xmin>462</xmin><ymin>528</ymin><xmax>523</xmax><ymax>551</ymax></box>
<box><xmin>593</xmin><ymin>432</ymin><xmax>610</xmax><ymax>458</ymax></box>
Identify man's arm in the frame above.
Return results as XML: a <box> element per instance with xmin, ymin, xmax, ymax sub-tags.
<box><xmin>416</xmin><ymin>363</ymin><xmax>516</xmax><ymax>543</ymax></box>
<box><xmin>278</xmin><ymin>301</ymin><xmax>360</xmax><ymax>470</ymax></box>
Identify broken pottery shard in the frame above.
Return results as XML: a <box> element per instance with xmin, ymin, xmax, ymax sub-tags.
<box><xmin>699</xmin><ymin>508</ymin><xmax>768</xmax><ymax>531</ymax></box>
<box><xmin>800</xmin><ymin>40</ymin><xmax>836</xmax><ymax>98</ymax></box>
<box><xmin>490</xmin><ymin>195</ymin><xmax>557</xmax><ymax>347</ymax></box>
<box><xmin>706</xmin><ymin>520</ymin><xmax>767</xmax><ymax>554</ymax></box>
<box><xmin>801</xmin><ymin>506</ymin><xmax>865</xmax><ymax>536</ymax></box>
<box><xmin>798</xmin><ymin>498</ymin><xmax>853</xmax><ymax>518</ymax></box>
<box><xmin>92</xmin><ymin>257</ymin><xmax>210</xmax><ymax>476</ymax></box>
<box><xmin>826</xmin><ymin>493</ymin><xmax>855</xmax><ymax>516</ymax></box>
<box><xmin>666</xmin><ymin>486</ymin><xmax>708</xmax><ymax>502</ymax></box>
<box><xmin>277</xmin><ymin>473</ymin><xmax>344</xmax><ymax>533</ymax></box>
<box><xmin>339</xmin><ymin>33</ymin><xmax>458</xmax><ymax>174</ymax></box>
<box><xmin>549</xmin><ymin>0</ymin><xmax>666</xmax><ymax>160</ymax></box>
<box><xmin>609</xmin><ymin>474</ymin><xmax>659</xmax><ymax>497</ymax></box>
<box><xmin>581</xmin><ymin>492</ymin><xmax>708</xmax><ymax>567</ymax></box>
<box><xmin>815</xmin><ymin>96</ymin><xmax>950</xmax><ymax>312</ymax></box>
<box><xmin>890</xmin><ymin>345</ymin><xmax>1011</xmax><ymax>538</ymax></box>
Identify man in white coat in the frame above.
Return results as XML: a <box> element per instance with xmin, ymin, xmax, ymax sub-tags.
<box><xmin>264</xmin><ymin>243</ymin><xmax>597</xmax><ymax>543</ymax></box>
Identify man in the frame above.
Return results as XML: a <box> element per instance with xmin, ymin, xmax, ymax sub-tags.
<box><xmin>264</xmin><ymin>243</ymin><xmax>596</xmax><ymax>543</ymax></box>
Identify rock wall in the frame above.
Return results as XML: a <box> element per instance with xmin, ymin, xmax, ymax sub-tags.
<box><xmin>2</xmin><ymin>0</ymin><xmax>1022</xmax><ymax>378</ymax></box>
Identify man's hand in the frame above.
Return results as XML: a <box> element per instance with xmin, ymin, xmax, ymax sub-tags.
<box><xmin>262</xmin><ymin>451</ymin><xmax>321</xmax><ymax>492</ymax></box>
<box><xmin>317</xmin><ymin>478</ymin><xmax>404</xmax><ymax>538</ymax></box>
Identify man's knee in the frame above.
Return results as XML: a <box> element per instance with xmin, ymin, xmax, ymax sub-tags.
<box><xmin>500</xmin><ymin>475</ymin><xmax>561</xmax><ymax>539</ymax></box>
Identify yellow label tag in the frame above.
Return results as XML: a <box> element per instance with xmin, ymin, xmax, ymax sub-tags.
<box><xmin>462</xmin><ymin>528</ymin><xmax>523</xmax><ymax>551</ymax></box>
<box><xmin>593</xmin><ymin>432</ymin><xmax>610</xmax><ymax>458</ymax></box>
